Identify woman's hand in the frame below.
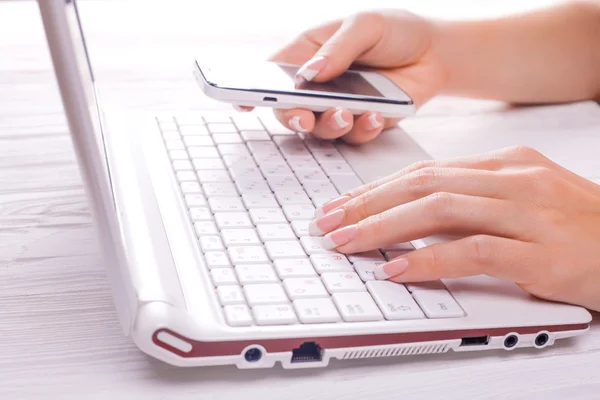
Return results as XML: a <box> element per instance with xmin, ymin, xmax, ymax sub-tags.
<box><xmin>263</xmin><ymin>11</ymin><xmax>445</xmax><ymax>144</ymax></box>
<box><xmin>308</xmin><ymin>146</ymin><xmax>600</xmax><ymax>312</ymax></box>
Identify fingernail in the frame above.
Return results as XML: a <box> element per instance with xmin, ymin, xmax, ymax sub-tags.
<box><xmin>233</xmin><ymin>105</ymin><xmax>251</xmax><ymax>112</ymax></box>
<box><xmin>322</xmin><ymin>224</ymin><xmax>357</xmax><ymax>250</ymax></box>
<box><xmin>314</xmin><ymin>195</ymin><xmax>351</xmax><ymax>218</ymax></box>
<box><xmin>288</xmin><ymin>115</ymin><xmax>309</xmax><ymax>133</ymax></box>
<box><xmin>308</xmin><ymin>208</ymin><xmax>345</xmax><ymax>236</ymax></box>
<box><xmin>374</xmin><ymin>258</ymin><xmax>409</xmax><ymax>280</ymax></box>
<box><xmin>330</xmin><ymin>109</ymin><xmax>350</xmax><ymax>130</ymax></box>
<box><xmin>295</xmin><ymin>56</ymin><xmax>327</xmax><ymax>83</ymax></box>
<box><xmin>366</xmin><ymin>113</ymin><xmax>382</xmax><ymax>130</ymax></box>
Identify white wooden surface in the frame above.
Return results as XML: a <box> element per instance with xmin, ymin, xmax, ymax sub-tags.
<box><xmin>1</xmin><ymin>1</ymin><xmax>599</xmax><ymax>399</ymax></box>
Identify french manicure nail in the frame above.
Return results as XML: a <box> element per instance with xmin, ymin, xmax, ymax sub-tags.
<box><xmin>322</xmin><ymin>224</ymin><xmax>357</xmax><ymax>250</ymax></box>
<box><xmin>331</xmin><ymin>109</ymin><xmax>350</xmax><ymax>130</ymax></box>
<box><xmin>314</xmin><ymin>195</ymin><xmax>351</xmax><ymax>218</ymax></box>
<box><xmin>367</xmin><ymin>113</ymin><xmax>382</xmax><ymax>130</ymax></box>
<box><xmin>308</xmin><ymin>208</ymin><xmax>345</xmax><ymax>236</ymax></box>
<box><xmin>374</xmin><ymin>258</ymin><xmax>409</xmax><ymax>280</ymax></box>
<box><xmin>295</xmin><ymin>56</ymin><xmax>327</xmax><ymax>83</ymax></box>
<box><xmin>289</xmin><ymin>115</ymin><xmax>309</xmax><ymax>133</ymax></box>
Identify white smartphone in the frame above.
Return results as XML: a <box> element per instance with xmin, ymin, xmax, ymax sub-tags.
<box><xmin>193</xmin><ymin>59</ymin><xmax>416</xmax><ymax>118</ymax></box>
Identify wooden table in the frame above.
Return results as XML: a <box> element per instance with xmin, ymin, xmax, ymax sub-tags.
<box><xmin>2</xmin><ymin>1</ymin><xmax>599</xmax><ymax>399</ymax></box>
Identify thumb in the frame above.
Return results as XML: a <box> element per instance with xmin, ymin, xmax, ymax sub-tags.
<box><xmin>295</xmin><ymin>13</ymin><xmax>383</xmax><ymax>83</ymax></box>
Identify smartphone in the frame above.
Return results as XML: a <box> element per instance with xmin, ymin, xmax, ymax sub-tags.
<box><xmin>193</xmin><ymin>59</ymin><xmax>415</xmax><ymax>118</ymax></box>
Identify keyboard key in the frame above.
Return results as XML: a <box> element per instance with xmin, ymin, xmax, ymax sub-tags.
<box><xmin>210</xmin><ymin>268</ymin><xmax>238</xmax><ymax>285</ymax></box>
<box><xmin>242</xmin><ymin>193</ymin><xmax>278</xmax><ymax>209</ymax></box>
<box><xmin>287</xmin><ymin>156</ymin><xmax>320</xmax><ymax>171</ymax></box>
<box><xmin>348</xmin><ymin>250</ymin><xmax>385</xmax><ymax>263</ymax></box>
<box><xmin>247</xmin><ymin>141</ymin><xmax>278</xmax><ymax>155</ymax></box>
<box><xmin>244</xmin><ymin>284</ymin><xmax>288</xmax><ymax>305</ymax></box>
<box><xmin>295</xmin><ymin>168</ymin><xmax>329</xmax><ymax>183</ymax></box>
<box><xmin>194</xmin><ymin>221</ymin><xmax>218</xmax><ymax>236</ymax></box>
<box><xmin>228</xmin><ymin>246</ymin><xmax>269</xmax><ymax>264</ymax></box>
<box><xmin>165</xmin><ymin>139</ymin><xmax>185</xmax><ymax>150</ymax></box>
<box><xmin>183</xmin><ymin>136</ymin><xmax>214</xmax><ymax>147</ymax></box>
<box><xmin>300</xmin><ymin>237</ymin><xmax>333</xmax><ymax>255</ymax></box>
<box><xmin>312</xmin><ymin>149</ymin><xmax>345</xmax><ymax>163</ymax></box>
<box><xmin>203</xmin><ymin>182</ymin><xmax>238</xmax><ymax>197</ymax></box>
<box><xmin>192</xmin><ymin>158</ymin><xmax>226</xmax><ymax>170</ymax></box>
<box><xmin>232</xmin><ymin>114</ymin><xmax>264</xmax><ymax>131</ymax></box>
<box><xmin>322</xmin><ymin>272</ymin><xmax>365</xmax><ymax>293</ymax></box>
<box><xmin>291</xmin><ymin>220</ymin><xmax>310</xmax><ymax>237</ymax></box>
<box><xmin>235</xmin><ymin>264</ymin><xmax>278</xmax><ymax>284</ymax></box>
<box><xmin>188</xmin><ymin>146</ymin><xmax>219</xmax><ymax>158</ymax></box>
<box><xmin>218</xmin><ymin>143</ymin><xmax>250</xmax><ymax>156</ymax></box>
<box><xmin>279</xmin><ymin>143</ymin><xmax>311</xmax><ymax>158</ymax></box>
<box><xmin>203</xmin><ymin>114</ymin><xmax>231</xmax><ymax>123</ymax></box>
<box><xmin>256</xmin><ymin>224</ymin><xmax>296</xmax><ymax>241</ymax></box>
<box><xmin>312</xmin><ymin>196</ymin><xmax>333</xmax><ymax>208</ymax></box>
<box><xmin>172</xmin><ymin>160</ymin><xmax>193</xmax><ymax>171</ymax></box>
<box><xmin>176</xmin><ymin>171</ymin><xmax>197</xmax><ymax>182</ymax></box>
<box><xmin>240</xmin><ymin>130</ymin><xmax>270</xmax><ymax>141</ymax></box>
<box><xmin>354</xmin><ymin>263</ymin><xmax>376</xmax><ymax>282</ymax></box>
<box><xmin>274</xmin><ymin>190</ymin><xmax>312</xmax><ymax>205</ymax></box>
<box><xmin>221</xmin><ymin>229</ymin><xmax>260</xmax><ymax>246</ymax></box>
<box><xmin>162</xmin><ymin>131</ymin><xmax>180</xmax><ymax>141</ymax></box>
<box><xmin>266</xmin><ymin>175</ymin><xmax>302</xmax><ymax>191</ymax></box>
<box><xmin>235</xmin><ymin>179</ymin><xmax>272</xmax><ymax>195</ymax></box>
<box><xmin>253</xmin><ymin>304</ymin><xmax>298</xmax><ymax>326</ymax></box>
<box><xmin>181</xmin><ymin>181</ymin><xmax>202</xmax><ymax>194</ymax></box>
<box><xmin>224</xmin><ymin>304</ymin><xmax>253</xmax><ymax>327</ymax></box>
<box><xmin>412</xmin><ymin>289</ymin><xmax>465</xmax><ymax>318</ymax></box>
<box><xmin>260</xmin><ymin>116</ymin><xmax>296</xmax><ymax>135</ymax></box>
<box><xmin>169</xmin><ymin>150</ymin><xmax>189</xmax><ymax>160</ymax></box>
<box><xmin>381</xmin><ymin>242</ymin><xmax>415</xmax><ymax>251</ymax></box>
<box><xmin>260</xmin><ymin>162</ymin><xmax>293</xmax><ymax>177</ymax></box>
<box><xmin>208</xmin><ymin>123</ymin><xmax>237</xmax><ymax>133</ymax></box>
<box><xmin>205</xmin><ymin>251</ymin><xmax>231</xmax><ymax>268</ymax></box>
<box><xmin>320</xmin><ymin>162</ymin><xmax>355</xmax><ymax>176</ymax></box>
<box><xmin>352</xmin><ymin>260</ymin><xmax>387</xmax><ymax>272</ymax></box>
<box><xmin>304</xmin><ymin>138</ymin><xmax>336</xmax><ymax>151</ymax></box>
<box><xmin>405</xmin><ymin>281</ymin><xmax>446</xmax><ymax>292</ymax></box>
<box><xmin>200</xmin><ymin>236</ymin><xmax>225</xmax><ymax>252</ymax></box>
<box><xmin>212</xmin><ymin>133</ymin><xmax>243</xmax><ymax>144</ymax></box>
<box><xmin>190</xmin><ymin>207</ymin><xmax>212</xmax><ymax>221</ymax></box>
<box><xmin>214</xmin><ymin>212</ymin><xmax>252</xmax><ymax>229</ymax></box>
<box><xmin>197</xmin><ymin>170</ymin><xmax>232</xmax><ymax>183</ymax></box>
<box><xmin>274</xmin><ymin>258</ymin><xmax>316</xmax><ymax>278</ymax></box>
<box><xmin>229</xmin><ymin>165</ymin><xmax>263</xmax><ymax>181</ymax></box>
<box><xmin>294</xmin><ymin>298</ymin><xmax>341</xmax><ymax>324</ymax></box>
<box><xmin>217</xmin><ymin>285</ymin><xmax>245</xmax><ymax>305</ymax></box>
<box><xmin>385</xmin><ymin>250</ymin><xmax>412</xmax><ymax>261</ymax></box>
<box><xmin>332</xmin><ymin>292</ymin><xmax>383</xmax><ymax>322</ymax></box>
<box><xmin>253</xmin><ymin>152</ymin><xmax>286</xmax><ymax>164</ymax></box>
<box><xmin>222</xmin><ymin>154</ymin><xmax>256</xmax><ymax>168</ymax></box>
<box><xmin>208</xmin><ymin>197</ymin><xmax>245</xmax><ymax>212</ymax></box>
<box><xmin>179</xmin><ymin>126</ymin><xmax>209</xmax><ymax>136</ymax></box>
<box><xmin>310</xmin><ymin>254</ymin><xmax>353</xmax><ymax>274</ymax></box>
<box><xmin>249</xmin><ymin>208</ymin><xmax>287</xmax><ymax>224</ymax></box>
<box><xmin>265</xmin><ymin>240</ymin><xmax>306</xmax><ymax>259</ymax></box>
<box><xmin>366</xmin><ymin>281</ymin><xmax>425</xmax><ymax>320</ymax></box>
<box><xmin>283</xmin><ymin>278</ymin><xmax>328</xmax><ymax>299</ymax></box>
<box><xmin>303</xmin><ymin>182</ymin><xmax>339</xmax><ymax>199</ymax></box>
<box><xmin>283</xmin><ymin>204</ymin><xmax>316</xmax><ymax>221</ymax></box>
<box><xmin>329</xmin><ymin>174</ymin><xmax>363</xmax><ymax>194</ymax></box>
<box><xmin>173</xmin><ymin>114</ymin><xmax>203</xmax><ymax>125</ymax></box>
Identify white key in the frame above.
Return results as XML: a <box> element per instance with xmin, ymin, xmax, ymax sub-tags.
<box><xmin>183</xmin><ymin>136</ymin><xmax>214</xmax><ymax>147</ymax></box>
<box><xmin>188</xmin><ymin>146</ymin><xmax>219</xmax><ymax>158</ymax></box>
<box><xmin>266</xmin><ymin>175</ymin><xmax>302</xmax><ymax>191</ymax></box>
<box><xmin>291</xmin><ymin>220</ymin><xmax>310</xmax><ymax>237</ymax></box>
<box><xmin>295</xmin><ymin>168</ymin><xmax>329</xmax><ymax>183</ymax></box>
<box><xmin>366</xmin><ymin>281</ymin><xmax>426</xmax><ymax>320</ymax></box>
<box><xmin>322</xmin><ymin>272</ymin><xmax>365</xmax><ymax>293</ymax></box>
<box><xmin>348</xmin><ymin>250</ymin><xmax>385</xmax><ymax>263</ymax></box>
<box><xmin>215</xmin><ymin>212</ymin><xmax>253</xmax><ymax>229</ymax></box>
<box><xmin>256</xmin><ymin>224</ymin><xmax>296</xmax><ymax>241</ymax></box>
<box><xmin>197</xmin><ymin>170</ymin><xmax>232</xmax><ymax>183</ymax></box>
<box><xmin>303</xmin><ymin>182</ymin><xmax>339</xmax><ymax>199</ymax></box>
<box><xmin>274</xmin><ymin>258</ymin><xmax>316</xmax><ymax>279</ymax></box>
<box><xmin>244</xmin><ymin>284</ymin><xmax>288</xmax><ymax>305</ymax></box>
<box><xmin>265</xmin><ymin>240</ymin><xmax>306</xmax><ymax>259</ymax></box>
<box><xmin>192</xmin><ymin>158</ymin><xmax>226</xmax><ymax>170</ymax></box>
<box><xmin>189</xmin><ymin>207</ymin><xmax>212</xmax><ymax>221</ymax></box>
<box><xmin>294</xmin><ymin>298</ymin><xmax>341</xmax><ymax>324</ymax></box>
<box><xmin>210</xmin><ymin>268</ymin><xmax>238</xmax><ymax>286</ymax></box>
<box><xmin>412</xmin><ymin>289</ymin><xmax>465</xmax><ymax>318</ymax></box>
<box><xmin>330</xmin><ymin>174</ymin><xmax>363</xmax><ymax>194</ymax></box>
<box><xmin>203</xmin><ymin>114</ymin><xmax>231</xmax><ymax>123</ymax></box>
<box><xmin>382</xmin><ymin>242</ymin><xmax>415</xmax><ymax>251</ymax></box>
<box><xmin>352</xmin><ymin>260</ymin><xmax>387</xmax><ymax>272</ymax></box>
<box><xmin>203</xmin><ymin>182</ymin><xmax>238</xmax><ymax>197</ymax></box>
<box><xmin>242</xmin><ymin>193</ymin><xmax>278</xmax><ymax>209</ymax></box>
<box><xmin>173</xmin><ymin>114</ymin><xmax>202</xmax><ymax>125</ymax></box>
<box><xmin>217</xmin><ymin>285</ymin><xmax>245</xmax><ymax>305</ymax></box>
<box><xmin>354</xmin><ymin>263</ymin><xmax>376</xmax><ymax>282</ymax></box>
<box><xmin>310</xmin><ymin>254</ymin><xmax>353</xmax><ymax>274</ymax></box>
<box><xmin>241</xmin><ymin>130</ymin><xmax>270</xmax><ymax>141</ymax></box>
<box><xmin>253</xmin><ymin>304</ymin><xmax>298</xmax><ymax>326</ymax></box>
<box><xmin>235</xmin><ymin>264</ymin><xmax>278</xmax><ymax>284</ymax></box>
<box><xmin>253</xmin><ymin>152</ymin><xmax>286</xmax><ymax>164</ymax></box>
<box><xmin>279</xmin><ymin>143</ymin><xmax>311</xmax><ymax>159</ymax></box>
<box><xmin>212</xmin><ymin>133</ymin><xmax>243</xmax><ymax>144</ymax></box>
<box><xmin>222</xmin><ymin>154</ymin><xmax>256</xmax><ymax>168</ymax></box>
<box><xmin>208</xmin><ymin>123</ymin><xmax>237</xmax><ymax>133</ymax></box>
<box><xmin>283</xmin><ymin>277</ymin><xmax>328</xmax><ymax>299</ymax></box>
<box><xmin>235</xmin><ymin>179</ymin><xmax>272</xmax><ymax>195</ymax></box>
<box><xmin>205</xmin><ymin>251</ymin><xmax>231</xmax><ymax>268</ymax></box>
<box><xmin>223</xmin><ymin>304</ymin><xmax>253</xmax><ymax>327</ymax></box>
<box><xmin>228</xmin><ymin>246</ymin><xmax>269</xmax><ymax>264</ymax></box>
<box><xmin>283</xmin><ymin>204</ymin><xmax>316</xmax><ymax>221</ymax></box>
<box><xmin>176</xmin><ymin>171</ymin><xmax>197</xmax><ymax>182</ymax></box>
<box><xmin>165</xmin><ymin>139</ymin><xmax>185</xmax><ymax>150</ymax></box>
<box><xmin>208</xmin><ymin>197</ymin><xmax>245</xmax><ymax>213</ymax></box>
<box><xmin>247</xmin><ymin>141</ymin><xmax>278</xmax><ymax>154</ymax></box>
<box><xmin>169</xmin><ymin>150</ymin><xmax>188</xmax><ymax>160</ymax></box>
<box><xmin>162</xmin><ymin>132</ymin><xmax>180</xmax><ymax>141</ymax></box>
<box><xmin>300</xmin><ymin>237</ymin><xmax>333</xmax><ymax>255</ymax></box>
<box><xmin>275</xmin><ymin>190</ymin><xmax>312</xmax><ymax>205</ymax></box>
<box><xmin>312</xmin><ymin>196</ymin><xmax>333</xmax><ymax>208</ymax></box>
<box><xmin>312</xmin><ymin>149</ymin><xmax>345</xmax><ymax>163</ymax></box>
<box><xmin>405</xmin><ymin>281</ymin><xmax>446</xmax><ymax>293</ymax></box>
<box><xmin>200</xmin><ymin>236</ymin><xmax>225</xmax><ymax>252</ymax></box>
<box><xmin>179</xmin><ymin>126</ymin><xmax>209</xmax><ymax>136</ymax></box>
<box><xmin>249</xmin><ymin>208</ymin><xmax>287</xmax><ymax>224</ymax></box>
<box><xmin>260</xmin><ymin>115</ymin><xmax>296</xmax><ymax>135</ymax></box>
<box><xmin>304</xmin><ymin>139</ymin><xmax>336</xmax><ymax>151</ymax></box>
<box><xmin>194</xmin><ymin>221</ymin><xmax>218</xmax><ymax>236</ymax></box>
<box><xmin>221</xmin><ymin>229</ymin><xmax>260</xmax><ymax>246</ymax></box>
<box><xmin>287</xmin><ymin>156</ymin><xmax>320</xmax><ymax>171</ymax></box>
<box><xmin>320</xmin><ymin>161</ymin><xmax>355</xmax><ymax>176</ymax></box>
<box><xmin>260</xmin><ymin>162</ymin><xmax>293</xmax><ymax>177</ymax></box>
<box><xmin>229</xmin><ymin>165</ymin><xmax>263</xmax><ymax>181</ymax></box>
<box><xmin>385</xmin><ymin>250</ymin><xmax>412</xmax><ymax>261</ymax></box>
<box><xmin>172</xmin><ymin>160</ymin><xmax>193</xmax><ymax>171</ymax></box>
<box><xmin>332</xmin><ymin>292</ymin><xmax>384</xmax><ymax>322</ymax></box>
<box><xmin>232</xmin><ymin>114</ymin><xmax>264</xmax><ymax>131</ymax></box>
<box><xmin>218</xmin><ymin>143</ymin><xmax>250</xmax><ymax>156</ymax></box>
<box><xmin>181</xmin><ymin>181</ymin><xmax>202</xmax><ymax>194</ymax></box>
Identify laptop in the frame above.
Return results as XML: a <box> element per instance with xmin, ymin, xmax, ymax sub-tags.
<box><xmin>38</xmin><ymin>0</ymin><xmax>592</xmax><ymax>369</ymax></box>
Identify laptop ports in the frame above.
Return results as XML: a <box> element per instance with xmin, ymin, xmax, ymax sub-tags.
<box><xmin>291</xmin><ymin>342</ymin><xmax>323</xmax><ymax>363</ymax></box>
<box><xmin>460</xmin><ymin>335</ymin><xmax>490</xmax><ymax>347</ymax></box>
<box><xmin>504</xmin><ymin>334</ymin><xmax>519</xmax><ymax>349</ymax></box>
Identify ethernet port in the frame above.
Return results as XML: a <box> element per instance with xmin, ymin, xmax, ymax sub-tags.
<box><xmin>291</xmin><ymin>342</ymin><xmax>323</xmax><ymax>363</ymax></box>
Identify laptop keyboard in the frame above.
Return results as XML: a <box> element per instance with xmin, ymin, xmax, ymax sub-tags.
<box><xmin>156</xmin><ymin>112</ymin><xmax>465</xmax><ymax>327</ymax></box>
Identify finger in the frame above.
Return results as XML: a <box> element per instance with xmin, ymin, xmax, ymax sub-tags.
<box><xmin>273</xmin><ymin>108</ymin><xmax>316</xmax><ymax>133</ymax></box>
<box><xmin>310</xmin><ymin>108</ymin><xmax>354</xmax><ymax>140</ymax></box>
<box><xmin>374</xmin><ymin>235</ymin><xmax>540</xmax><ymax>286</ymax></box>
<box><xmin>340</xmin><ymin>112</ymin><xmax>385</xmax><ymax>145</ymax></box>
<box><xmin>321</xmin><ymin>193</ymin><xmax>534</xmax><ymax>254</ymax></box>
<box><xmin>233</xmin><ymin>105</ymin><xmax>254</xmax><ymax>112</ymax></box>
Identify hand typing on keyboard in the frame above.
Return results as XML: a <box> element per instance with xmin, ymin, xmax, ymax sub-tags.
<box><xmin>309</xmin><ymin>146</ymin><xmax>600</xmax><ymax>312</ymax></box>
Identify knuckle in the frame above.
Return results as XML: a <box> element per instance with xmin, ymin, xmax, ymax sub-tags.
<box><xmin>351</xmin><ymin>192</ymin><xmax>372</xmax><ymax>221</ymax></box>
<box><xmin>350</xmin><ymin>10</ymin><xmax>385</xmax><ymax>26</ymax></box>
<box><xmin>467</xmin><ymin>235</ymin><xmax>493</xmax><ymax>266</ymax></box>
<box><xmin>407</xmin><ymin>159</ymin><xmax>435</xmax><ymax>174</ymax></box>
<box><xmin>425</xmin><ymin>192</ymin><xmax>455</xmax><ymax>221</ymax></box>
<box><xmin>405</xmin><ymin>167</ymin><xmax>438</xmax><ymax>193</ymax></box>
<box><xmin>504</xmin><ymin>145</ymin><xmax>542</xmax><ymax>161</ymax></box>
<box><xmin>524</xmin><ymin>167</ymin><xmax>559</xmax><ymax>199</ymax></box>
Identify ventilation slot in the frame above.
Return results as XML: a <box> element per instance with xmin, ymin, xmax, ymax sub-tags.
<box><xmin>341</xmin><ymin>344</ymin><xmax>449</xmax><ymax>360</ymax></box>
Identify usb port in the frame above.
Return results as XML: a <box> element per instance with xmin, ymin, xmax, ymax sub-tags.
<box><xmin>263</xmin><ymin>96</ymin><xmax>277</xmax><ymax>102</ymax></box>
<box><xmin>460</xmin><ymin>336</ymin><xmax>490</xmax><ymax>346</ymax></box>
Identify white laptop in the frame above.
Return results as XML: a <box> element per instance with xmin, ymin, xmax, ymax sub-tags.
<box><xmin>38</xmin><ymin>0</ymin><xmax>592</xmax><ymax>369</ymax></box>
